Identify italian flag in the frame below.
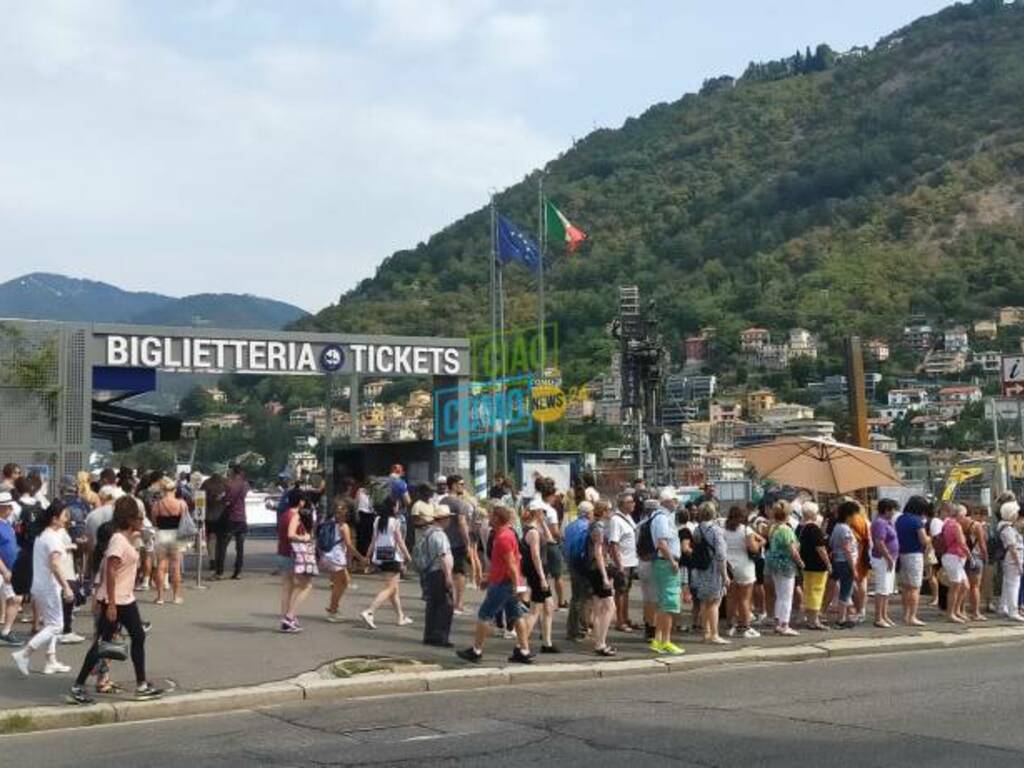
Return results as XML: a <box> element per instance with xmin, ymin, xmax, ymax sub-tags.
<box><xmin>545</xmin><ymin>199</ymin><xmax>587</xmax><ymax>253</ymax></box>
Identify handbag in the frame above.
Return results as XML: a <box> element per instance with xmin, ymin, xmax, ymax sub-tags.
<box><xmin>97</xmin><ymin>639</ymin><xmax>128</xmax><ymax>662</ymax></box>
<box><xmin>292</xmin><ymin>541</ymin><xmax>318</xmax><ymax>576</ymax></box>
<box><xmin>177</xmin><ymin>510</ymin><xmax>198</xmax><ymax>540</ymax></box>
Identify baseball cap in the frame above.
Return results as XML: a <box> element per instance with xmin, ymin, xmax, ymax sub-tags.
<box><xmin>436</xmin><ymin>474</ymin><xmax>447</xmax><ymax>486</ymax></box>
<box><xmin>0</xmin><ymin>491</ymin><xmax>13</xmax><ymax>506</ymax></box>
<box><xmin>659</xmin><ymin>487</ymin><xmax>679</xmax><ymax>502</ymax></box>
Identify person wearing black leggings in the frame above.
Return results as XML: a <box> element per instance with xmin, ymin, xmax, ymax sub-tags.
<box><xmin>68</xmin><ymin>497</ymin><xmax>162</xmax><ymax>705</ymax></box>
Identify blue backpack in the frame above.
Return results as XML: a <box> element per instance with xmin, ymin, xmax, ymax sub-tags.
<box><xmin>316</xmin><ymin>519</ymin><xmax>338</xmax><ymax>556</ymax></box>
<box><xmin>563</xmin><ymin>519</ymin><xmax>591</xmax><ymax>570</ymax></box>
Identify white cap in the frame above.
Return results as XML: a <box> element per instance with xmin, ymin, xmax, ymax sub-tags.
<box><xmin>658</xmin><ymin>487</ymin><xmax>679</xmax><ymax>503</ymax></box>
<box><xmin>436</xmin><ymin>474</ymin><xmax>447</xmax><ymax>486</ymax></box>
<box><xmin>0</xmin><ymin>491</ymin><xmax>13</xmax><ymax>506</ymax></box>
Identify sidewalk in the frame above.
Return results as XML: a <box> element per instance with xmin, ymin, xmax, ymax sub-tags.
<box><xmin>2</xmin><ymin>539</ymin><xmax>1021</xmax><ymax>711</ymax></box>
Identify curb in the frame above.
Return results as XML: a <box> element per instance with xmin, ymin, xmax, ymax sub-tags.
<box><xmin>3</xmin><ymin>628</ymin><xmax>1023</xmax><ymax>736</ymax></box>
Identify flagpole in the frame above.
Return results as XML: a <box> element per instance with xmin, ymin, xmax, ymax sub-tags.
<box><xmin>498</xmin><ymin>259</ymin><xmax>509</xmax><ymax>476</ymax></box>
<box><xmin>489</xmin><ymin>195</ymin><xmax>498</xmax><ymax>485</ymax></box>
<box><xmin>537</xmin><ymin>173</ymin><xmax>546</xmax><ymax>451</ymax></box>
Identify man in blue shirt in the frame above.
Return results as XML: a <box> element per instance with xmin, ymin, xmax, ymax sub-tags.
<box><xmin>650</xmin><ymin>488</ymin><xmax>685</xmax><ymax>656</ymax></box>
<box><xmin>0</xmin><ymin>490</ymin><xmax>22</xmax><ymax>645</ymax></box>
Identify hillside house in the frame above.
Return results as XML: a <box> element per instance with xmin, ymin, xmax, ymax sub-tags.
<box><xmin>973</xmin><ymin>320</ymin><xmax>998</xmax><ymax>340</ymax></box>
<box><xmin>746</xmin><ymin>389</ymin><xmax>776</xmax><ymax>419</ymax></box>
<box><xmin>999</xmin><ymin>307</ymin><xmax>1024</xmax><ymax>327</ymax></box>
<box><xmin>943</xmin><ymin>326</ymin><xmax>970</xmax><ymax>353</ymax></box>
<box><xmin>974</xmin><ymin>350</ymin><xmax>1001</xmax><ymax>373</ymax></box>
<box><xmin>921</xmin><ymin>350</ymin><xmax>967</xmax><ymax>377</ymax></box>
<box><xmin>740</xmin><ymin>327</ymin><xmax>771</xmax><ymax>352</ymax></box>
<box><xmin>937</xmin><ymin>385</ymin><xmax>982</xmax><ymax>418</ymax></box>
<box><xmin>903</xmin><ymin>320</ymin><xmax>934</xmax><ymax>351</ymax></box>
<box><xmin>865</xmin><ymin>339</ymin><xmax>890</xmax><ymax>362</ymax></box>
<box><xmin>788</xmin><ymin>328</ymin><xmax>818</xmax><ymax>359</ymax></box>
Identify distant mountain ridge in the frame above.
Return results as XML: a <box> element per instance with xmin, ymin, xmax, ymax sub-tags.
<box><xmin>0</xmin><ymin>273</ymin><xmax>307</xmax><ymax>330</ymax></box>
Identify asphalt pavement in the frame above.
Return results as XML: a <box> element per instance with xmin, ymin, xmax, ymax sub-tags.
<box><xmin>3</xmin><ymin>643</ymin><xmax>1022</xmax><ymax>766</ymax></box>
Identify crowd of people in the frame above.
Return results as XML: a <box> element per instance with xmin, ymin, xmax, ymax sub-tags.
<box><xmin>4</xmin><ymin>457</ymin><xmax>1024</xmax><ymax>707</ymax></box>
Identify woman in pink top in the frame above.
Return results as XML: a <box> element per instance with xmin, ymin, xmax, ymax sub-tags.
<box><xmin>940</xmin><ymin>505</ymin><xmax>970</xmax><ymax>624</ymax></box>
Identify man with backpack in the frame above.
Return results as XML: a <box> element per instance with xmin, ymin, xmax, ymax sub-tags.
<box><xmin>563</xmin><ymin>501</ymin><xmax>594</xmax><ymax>641</ymax></box>
<box><xmin>637</xmin><ymin>487</ymin><xmax>685</xmax><ymax>656</ymax></box>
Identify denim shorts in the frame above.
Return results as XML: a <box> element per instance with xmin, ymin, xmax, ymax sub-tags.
<box><xmin>477</xmin><ymin>582</ymin><xmax>528</xmax><ymax>622</ymax></box>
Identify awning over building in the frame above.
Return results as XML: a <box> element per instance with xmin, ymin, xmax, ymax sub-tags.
<box><xmin>91</xmin><ymin>401</ymin><xmax>181</xmax><ymax>452</ymax></box>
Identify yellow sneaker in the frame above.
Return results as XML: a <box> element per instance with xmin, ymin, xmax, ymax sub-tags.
<box><xmin>661</xmin><ymin>642</ymin><xmax>685</xmax><ymax>656</ymax></box>
<box><xmin>649</xmin><ymin>640</ymin><xmax>666</xmax><ymax>654</ymax></box>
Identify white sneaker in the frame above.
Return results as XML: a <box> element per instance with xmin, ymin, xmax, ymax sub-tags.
<box><xmin>360</xmin><ymin>610</ymin><xmax>376</xmax><ymax>630</ymax></box>
<box><xmin>503</xmin><ymin>629</ymin><xmax>517</xmax><ymax>640</ymax></box>
<box><xmin>43</xmin><ymin>660</ymin><xmax>71</xmax><ymax>675</ymax></box>
<box><xmin>743</xmin><ymin>627</ymin><xmax>761</xmax><ymax>639</ymax></box>
<box><xmin>11</xmin><ymin>650</ymin><xmax>30</xmax><ymax>676</ymax></box>
<box><xmin>59</xmin><ymin>632</ymin><xmax>86</xmax><ymax>645</ymax></box>
<box><xmin>398</xmin><ymin>616</ymin><xmax>414</xmax><ymax>627</ymax></box>
<box><xmin>726</xmin><ymin>625</ymin><xmax>737</xmax><ymax>638</ymax></box>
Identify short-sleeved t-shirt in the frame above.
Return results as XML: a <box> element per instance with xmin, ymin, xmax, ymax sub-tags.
<box><xmin>767</xmin><ymin>524</ymin><xmax>798</xmax><ymax>572</ymax></box>
<box><xmin>0</xmin><ymin>519</ymin><xmax>18</xmax><ymax>569</ymax></box>
<box><xmin>799</xmin><ymin>523</ymin><xmax>829</xmax><ymax>572</ymax></box>
<box><xmin>830</xmin><ymin>523</ymin><xmax>857</xmax><ymax>563</ymax></box>
<box><xmin>1000</xmin><ymin>523</ymin><xmax>1023</xmax><ymax>564</ymax></box>
<box><xmin>609</xmin><ymin>512</ymin><xmax>638</xmax><ymax>568</ymax></box>
<box><xmin>870</xmin><ymin>516</ymin><xmax>900</xmax><ymax>560</ymax></box>
<box><xmin>896</xmin><ymin>513</ymin><xmax>925</xmax><ymax>554</ymax></box>
<box><xmin>424</xmin><ymin>527</ymin><xmax>452</xmax><ymax>572</ymax></box>
<box><xmin>31</xmin><ymin>528</ymin><xmax>65</xmax><ymax>595</ymax></box>
<box><xmin>102</xmin><ymin>532</ymin><xmax>139</xmax><ymax>605</ymax></box>
<box><xmin>86</xmin><ymin>504</ymin><xmax>114</xmax><ymax>544</ymax></box>
<box><xmin>440</xmin><ymin>495</ymin><xmax>470</xmax><ymax>549</ymax></box>
<box><xmin>849</xmin><ymin>513</ymin><xmax>870</xmax><ymax>564</ymax></box>
<box><xmin>650</xmin><ymin>510</ymin><xmax>681</xmax><ymax>560</ymax></box>
<box><xmin>488</xmin><ymin>525</ymin><xmax>520</xmax><ymax>585</ymax></box>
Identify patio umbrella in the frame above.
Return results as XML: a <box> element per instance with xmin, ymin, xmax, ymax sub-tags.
<box><xmin>739</xmin><ymin>437</ymin><xmax>903</xmax><ymax>495</ymax></box>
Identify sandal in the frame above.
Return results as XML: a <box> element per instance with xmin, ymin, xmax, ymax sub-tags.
<box><xmin>595</xmin><ymin>646</ymin><xmax>617</xmax><ymax>657</ymax></box>
<box><xmin>96</xmin><ymin>681</ymin><xmax>125</xmax><ymax>695</ymax></box>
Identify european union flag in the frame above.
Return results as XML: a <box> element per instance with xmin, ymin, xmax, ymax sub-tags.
<box><xmin>497</xmin><ymin>214</ymin><xmax>541</xmax><ymax>273</ymax></box>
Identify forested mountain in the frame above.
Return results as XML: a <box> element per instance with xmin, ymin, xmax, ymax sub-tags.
<box><xmin>0</xmin><ymin>273</ymin><xmax>307</xmax><ymax>330</ymax></box>
<box><xmin>299</xmin><ymin>1</ymin><xmax>1024</xmax><ymax>385</ymax></box>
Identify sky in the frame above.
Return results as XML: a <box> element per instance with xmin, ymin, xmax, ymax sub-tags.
<box><xmin>0</xmin><ymin>0</ymin><xmax>954</xmax><ymax>312</ymax></box>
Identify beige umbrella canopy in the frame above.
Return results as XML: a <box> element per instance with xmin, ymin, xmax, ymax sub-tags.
<box><xmin>740</xmin><ymin>437</ymin><xmax>903</xmax><ymax>495</ymax></box>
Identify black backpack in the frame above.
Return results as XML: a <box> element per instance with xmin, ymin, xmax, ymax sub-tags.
<box><xmin>691</xmin><ymin>524</ymin><xmax>714</xmax><ymax>571</ymax></box>
<box><xmin>990</xmin><ymin>522</ymin><xmax>1009</xmax><ymax>564</ymax></box>
<box><xmin>636</xmin><ymin>512</ymin><xmax>661</xmax><ymax>561</ymax></box>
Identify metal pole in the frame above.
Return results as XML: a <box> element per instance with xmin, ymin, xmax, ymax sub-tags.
<box><xmin>537</xmin><ymin>174</ymin><xmax>546</xmax><ymax>451</ymax></box>
<box><xmin>324</xmin><ymin>371</ymin><xmax>333</xmax><ymax>500</ymax></box>
<box><xmin>991</xmin><ymin>397</ymin><xmax>1005</xmax><ymax>495</ymax></box>
<box><xmin>490</xmin><ymin>196</ymin><xmax>499</xmax><ymax>483</ymax></box>
<box><xmin>498</xmin><ymin>263</ymin><xmax>509</xmax><ymax>476</ymax></box>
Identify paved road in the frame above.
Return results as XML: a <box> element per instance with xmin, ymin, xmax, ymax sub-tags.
<box><xmin>4</xmin><ymin>644</ymin><xmax>1022</xmax><ymax>766</ymax></box>
<box><xmin>2</xmin><ymin>539</ymin><xmax>1020</xmax><ymax>710</ymax></box>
